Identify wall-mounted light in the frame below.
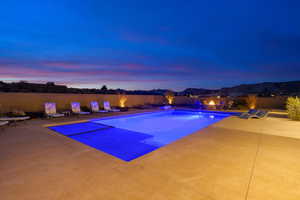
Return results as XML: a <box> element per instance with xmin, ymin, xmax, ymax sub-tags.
<box><xmin>164</xmin><ymin>91</ymin><xmax>175</xmax><ymax>105</ymax></box>
<box><xmin>208</xmin><ymin>100</ymin><xmax>216</xmax><ymax>106</ymax></box>
<box><xmin>119</xmin><ymin>95</ymin><xmax>128</xmax><ymax>108</ymax></box>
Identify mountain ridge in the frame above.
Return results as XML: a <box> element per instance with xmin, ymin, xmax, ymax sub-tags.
<box><xmin>0</xmin><ymin>80</ymin><xmax>299</xmax><ymax>96</ymax></box>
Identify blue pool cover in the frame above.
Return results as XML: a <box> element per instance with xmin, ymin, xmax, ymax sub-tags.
<box><xmin>49</xmin><ymin>110</ymin><xmax>231</xmax><ymax>161</ymax></box>
<box><xmin>49</xmin><ymin>122</ymin><xmax>109</xmax><ymax>136</ymax></box>
<box><xmin>49</xmin><ymin>122</ymin><xmax>159</xmax><ymax>161</ymax></box>
<box><xmin>70</xmin><ymin>128</ymin><xmax>158</xmax><ymax>161</ymax></box>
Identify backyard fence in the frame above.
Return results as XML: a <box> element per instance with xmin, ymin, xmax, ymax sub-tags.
<box><xmin>0</xmin><ymin>93</ymin><xmax>287</xmax><ymax>113</ymax></box>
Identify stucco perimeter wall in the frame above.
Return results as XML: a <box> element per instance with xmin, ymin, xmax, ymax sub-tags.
<box><xmin>227</xmin><ymin>96</ymin><xmax>287</xmax><ymax>109</ymax></box>
<box><xmin>0</xmin><ymin>93</ymin><xmax>166</xmax><ymax>112</ymax></box>
<box><xmin>0</xmin><ymin>93</ymin><xmax>288</xmax><ymax>112</ymax></box>
<box><xmin>173</xmin><ymin>96</ymin><xmax>195</xmax><ymax>104</ymax></box>
<box><xmin>255</xmin><ymin>96</ymin><xmax>287</xmax><ymax>109</ymax></box>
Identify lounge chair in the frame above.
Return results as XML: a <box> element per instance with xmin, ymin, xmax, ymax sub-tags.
<box><xmin>103</xmin><ymin>101</ymin><xmax>120</xmax><ymax>112</ymax></box>
<box><xmin>239</xmin><ymin>109</ymin><xmax>259</xmax><ymax>119</ymax></box>
<box><xmin>90</xmin><ymin>101</ymin><xmax>108</xmax><ymax>113</ymax></box>
<box><xmin>0</xmin><ymin>116</ymin><xmax>30</xmax><ymax>123</ymax></box>
<box><xmin>249</xmin><ymin>110</ymin><xmax>269</xmax><ymax>119</ymax></box>
<box><xmin>45</xmin><ymin>102</ymin><xmax>64</xmax><ymax>118</ymax></box>
<box><xmin>0</xmin><ymin>109</ymin><xmax>30</xmax><ymax>123</ymax></box>
<box><xmin>71</xmin><ymin>102</ymin><xmax>90</xmax><ymax>115</ymax></box>
<box><xmin>0</xmin><ymin>120</ymin><xmax>9</xmax><ymax>127</ymax></box>
<box><xmin>239</xmin><ymin>109</ymin><xmax>268</xmax><ymax>119</ymax></box>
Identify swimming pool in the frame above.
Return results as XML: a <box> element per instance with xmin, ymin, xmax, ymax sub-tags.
<box><xmin>49</xmin><ymin>110</ymin><xmax>232</xmax><ymax>161</ymax></box>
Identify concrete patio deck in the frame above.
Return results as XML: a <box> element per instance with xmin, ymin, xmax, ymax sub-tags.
<box><xmin>0</xmin><ymin>110</ymin><xmax>300</xmax><ymax>200</ymax></box>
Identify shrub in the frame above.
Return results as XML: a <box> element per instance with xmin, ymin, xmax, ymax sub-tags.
<box><xmin>286</xmin><ymin>97</ymin><xmax>300</xmax><ymax>121</ymax></box>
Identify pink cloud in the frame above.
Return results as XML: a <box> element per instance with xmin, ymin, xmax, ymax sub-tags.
<box><xmin>30</xmin><ymin>59</ymin><xmax>155</xmax><ymax>72</ymax></box>
<box><xmin>41</xmin><ymin>61</ymin><xmax>87</xmax><ymax>69</ymax></box>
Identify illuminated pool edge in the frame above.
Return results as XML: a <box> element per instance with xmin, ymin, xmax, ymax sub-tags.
<box><xmin>49</xmin><ymin>109</ymin><xmax>236</xmax><ymax>162</ymax></box>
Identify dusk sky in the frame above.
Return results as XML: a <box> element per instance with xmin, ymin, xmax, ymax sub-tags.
<box><xmin>1</xmin><ymin>0</ymin><xmax>300</xmax><ymax>90</ymax></box>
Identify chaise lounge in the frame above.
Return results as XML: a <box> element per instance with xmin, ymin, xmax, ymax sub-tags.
<box><xmin>71</xmin><ymin>102</ymin><xmax>90</xmax><ymax>115</ymax></box>
<box><xmin>239</xmin><ymin>109</ymin><xmax>269</xmax><ymax>119</ymax></box>
<box><xmin>45</xmin><ymin>102</ymin><xmax>64</xmax><ymax>118</ymax></box>
<box><xmin>0</xmin><ymin>110</ymin><xmax>30</xmax><ymax>124</ymax></box>
<box><xmin>239</xmin><ymin>109</ymin><xmax>259</xmax><ymax>119</ymax></box>
<box><xmin>250</xmin><ymin>110</ymin><xmax>269</xmax><ymax>119</ymax></box>
<box><xmin>90</xmin><ymin>101</ymin><xmax>108</xmax><ymax>113</ymax></box>
<box><xmin>103</xmin><ymin>101</ymin><xmax>120</xmax><ymax>112</ymax></box>
<box><xmin>0</xmin><ymin>120</ymin><xmax>9</xmax><ymax>128</ymax></box>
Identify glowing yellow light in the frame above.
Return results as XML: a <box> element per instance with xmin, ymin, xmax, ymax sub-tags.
<box><xmin>119</xmin><ymin>96</ymin><xmax>127</xmax><ymax>108</ymax></box>
<box><xmin>208</xmin><ymin>100</ymin><xmax>216</xmax><ymax>106</ymax></box>
<box><xmin>246</xmin><ymin>95</ymin><xmax>257</xmax><ymax>109</ymax></box>
<box><xmin>164</xmin><ymin>91</ymin><xmax>175</xmax><ymax>105</ymax></box>
<box><xmin>166</xmin><ymin>96</ymin><xmax>174</xmax><ymax>104</ymax></box>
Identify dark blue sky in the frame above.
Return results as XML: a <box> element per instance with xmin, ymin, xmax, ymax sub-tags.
<box><xmin>1</xmin><ymin>0</ymin><xmax>300</xmax><ymax>90</ymax></box>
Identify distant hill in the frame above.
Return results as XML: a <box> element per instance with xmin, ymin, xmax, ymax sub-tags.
<box><xmin>0</xmin><ymin>80</ymin><xmax>299</xmax><ymax>96</ymax></box>
<box><xmin>178</xmin><ymin>88</ymin><xmax>218</xmax><ymax>96</ymax></box>
<box><xmin>219</xmin><ymin>81</ymin><xmax>300</xmax><ymax>97</ymax></box>
<box><xmin>178</xmin><ymin>81</ymin><xmax>300</xmax><ymax>97</ymax></box>
<box><xmin>0</xmin><ymin>81</ymin><xmax>171</xmax><ymax>95</ymax></box>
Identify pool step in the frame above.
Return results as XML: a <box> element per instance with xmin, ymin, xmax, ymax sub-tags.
<box><xmin>67</xmin><ymin>126</ymin><xmax>113</xmax><ymax>136</ymax></box>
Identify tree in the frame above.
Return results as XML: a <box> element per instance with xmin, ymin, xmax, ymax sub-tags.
<box><xmin>46</xmin><ymin>82</ymin><xmax>55</xmax><ymax>86</ymax></box>
<box><xmin>101</xmin><ymin>85</ymin><xmax>108</xmax><ymax>91</ymax></box>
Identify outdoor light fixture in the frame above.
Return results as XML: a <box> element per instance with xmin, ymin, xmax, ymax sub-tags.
<box><xmin>246</xmin><ymin>95</ymin><xmax>257</xmax><ymax>109</ymax></box>
<box><xmin>119</xmin><ymin>95</ymin><xmax>128</xmax><ymax>108</ymax></box>
<box><xmin>208</xmin><ymin>100</ymin><xmax>216</xmax><ymax>106</ymax></box>
<box><xmin>164</xmin><ymin>91</ymin><xmax>175</xmax><ymax>105</ymax></box>
<box><xmin>166</xmin><ymin>96</ymin><xmax>174</xmax><ymax>104</ymax></box>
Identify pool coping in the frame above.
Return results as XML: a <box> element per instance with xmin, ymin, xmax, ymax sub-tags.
<box><xmin>44</xmin><ymin>108</ymin><xmax>239</xmax><ymax>127</ymax></box>
<box><xmin>46</xmin><ymin>108</ymin><xmax>235</xmax><ymax>162</ymax></box>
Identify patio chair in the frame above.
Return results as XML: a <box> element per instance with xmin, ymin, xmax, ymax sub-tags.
<box><xmin>0</xmin><ymin>109</ymin><xmax>30</xmax><ymax>123</ymax></box>
<box><xmin>90</xmin><ymin>101</ymin><xmax>108</xmax><ymax>113</ymax></box>
<box><xmin>0</xmin><ymin>116</ymin><xmax>30</xmax><ymax>125</ymax></box>
<box><xmin>0</xmin><ymin>121</ymin><xmax>9</xmax><ymax>129</ymax></box>
<box><xmin>239</xmin><ymin>109</ymin><xmax>259</xmax><ymax>119</ymax></box>
<box><xmin>71</xmin><ymin>102</ymin><xmax>90</xmax><ymax>115</ymax></box>
<box><xmin>45</xmin><ymin>102</ymin><xmax>64</xmax><ymax>118</ymax></box>
<box><xmin>239</xmin><ymin>109</ymin><xmax>268</xmax><ymax>119</ymax></box>
<box><xmin>103</xmin><ymin>101</ymin><xmax>120</xmax><ymax>112</ymax></box>
<box><xmin>249</xmin><ymin>110</ymin><xmax>269</xmax><ymax>119</ymax></box>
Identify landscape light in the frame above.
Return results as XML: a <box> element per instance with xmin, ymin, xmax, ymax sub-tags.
<box><xmin>119</xmin><ymin>95</ymin><xmax>128</xmax><ymax>108</ymax></box>
<box><xmin>208</xmin><ymin>100</ymin><xmax>216</xmax><ymax>106</ymax></box>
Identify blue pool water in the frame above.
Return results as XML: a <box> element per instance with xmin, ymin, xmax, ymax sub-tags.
<box><xmin>49</xmin><ymin>110</ymin><xmax>231</xmax><ymax>161</ymax></box>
